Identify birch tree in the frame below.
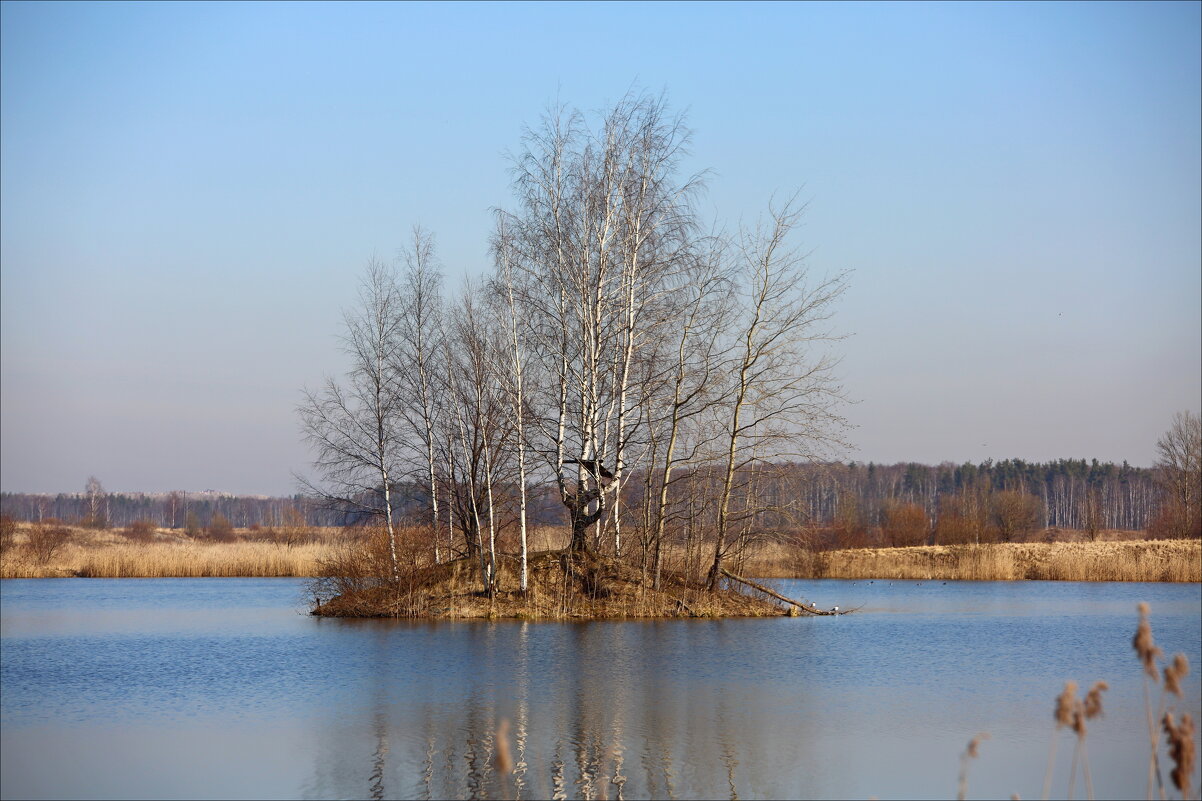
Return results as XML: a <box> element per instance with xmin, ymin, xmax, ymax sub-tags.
<box><xmin>397</xmin><ymin>226</ymin><xmax>447</xmax><ymax>563</ymax></box>
<box><xmin>443</xmin><ymin>284</ymin><xmax>514</xmax><ymax>592</ymax></box>
<box><xmin>1155</xmin><ymin>410</ymin><xmax>1202</xmax><ymax>537</ymax></box>
<box><xmin>706</xmin><ymin>200</ymin><xmax>850</xmax><ymax>589</ymax></box>
<box><xmin>298</xmin><ymin>259</ymin><xmax>405</xmax><ymax>579</ymax></box>
<box><xmin>85</xmin><ymin>476</ymin><xmax>107</xmax><ymax>529</ymax></box>
<box><xmin>643</xmin><ymin>239</ymin><xmax>733</xmax><ymax>589</ymax></box>
<box><xmin>506</xmin><ymin>93</ymin><xmax>699</xmax><ymax>556</ymax></box>
<box><xmin>493</xmin><ymin>215</ymin><xmax>532</xmax><ymax>591</ymax></box>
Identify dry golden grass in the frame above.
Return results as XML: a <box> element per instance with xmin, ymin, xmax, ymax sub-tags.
<box><xmin>1</xmin><ymin>521</ymin><xmax>1197</xmax><ymax>583</ymax></box>
<box><xmin>312</xmin><ymin>547</ymin><xmax>790</xmax><ymax>620</ymax></box>
<box><xmin>0</xmin><ymin>523</ymin><xmax>336</xmax><ymax>578</ymax></box>
<box><xmin>755</xmin><ymin>540</ymin><xmax>1201</xmax><ymax>582</ymax></box>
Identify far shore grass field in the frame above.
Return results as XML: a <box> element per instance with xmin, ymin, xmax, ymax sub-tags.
<box><xmin>1</xmin><ymin>523</ymin><xmax>1198</xmax><ymax>583</ymax></box>
<box><xmin>744</xmin><ymin>537</ymin><xmax>1201</xmax><ymax>583</ymax></box>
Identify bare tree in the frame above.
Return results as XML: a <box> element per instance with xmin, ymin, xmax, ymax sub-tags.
<box><xmin>705</xmin><ymin>199</ymin><xmax>849</xmax><ymax>589</ymax></box>
<box><xmin>271</xmin><ymin>506</ymin><xmax>313</xmax><ymax>548</ymax></box>
<box><xmin>165</xmin><ymin>491</ymin><xmax>183</xmax><ymax>529</ymax></box>
<box><xmin>442</xmin><ymin>283</ymin><xmax>515</xmax><ymax>593</ymax></box>
<box><xmin>882</xmin><ymin>501</ymin><xmax>929</xmax><ymax>547</ymax></box>
<box><xmin>642</xmin><ymin>239</ymin><xmax>733</xmax><ymax>588</ymax></box>
<box><xmin>396</xmin><ymin>226</ymin><xmax>447</xmax><ymax>563</ymax></box>
<box><xmin>85</xmin><ymin>476</ymin><xmax>107</xmax><ymax>529</ymax></box>
<box><xmin>1155</xmin><ymin>410</ymin><xmax>1202</xmax><ymax>538</ymax></box>
<box><xmin>506</xmin><ymin>92</ymin><xmax>700</xmax><ymax>556</ymax></box>
<box><xmin>1082</xmin><ymin>486</ymin><xmax>1104</xmax><ymax>542</ymax></box>
<box><xmin>298</xmin><ymin>259</ymin><xmax>406</xmax><ymax>579</ymax></box>
<box><xmin>991</xmin><ymin>490</ymin><xmax>1041</xmax><ymax>543</ymax></box>
<box><xmin>493</xmin><ymin>215</ymin><xmax>532</xmax><ymax>592</ymax></box>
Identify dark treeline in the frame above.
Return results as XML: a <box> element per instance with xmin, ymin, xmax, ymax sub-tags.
<box><xmin>363</xmin><ymin>456</ymin><xmax>1169</xmax><ymax>548</ymax></box>
<box><xmin>793</xmin><ymin>458</ymin><xmax>1162</xmax><ymax>532</ymax></box>
<box><xmin>0</xmin><ymin>456</ymin><xmax>1172</xmax><ymax>540</ymax></box>
<box><xmin>0</xmin><ymin>484</ymin><xmax>563</xmax><ymax>530</ymax></box>
<box><xmin>0</xmin><ymin>490</ymin><xmax>330</xmax><ymax>529</ymax></box>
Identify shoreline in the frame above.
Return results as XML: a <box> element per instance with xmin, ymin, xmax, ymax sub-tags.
<box><xmin>1</xmin><ymin>532</ymin><xmax>1197</xmax><ymax>583</ymax></box>
<box><xmin>750</xmin><ymin>539</ymin><xmax>1200</xmax><ymax>583</ymax></box>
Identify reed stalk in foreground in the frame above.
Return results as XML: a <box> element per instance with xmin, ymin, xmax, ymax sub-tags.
<box><xmin>1134</xmin><ymin>603</ymin><xmax>1196</xmax><ymax>801</ymax></box>
<box><xmin>958</xmin><ymin>732</ymin><xmax>989</xmax><ymax>801</ymax></box>
<box><xmin>1030</xmin><ymin>604</ymin><xmax>1196</xmax><ymax>801</ymax></box>
<box><xmin>1163</xmin><ymin>713</ymin><xmax>1196</xmax><ymax>800</ymax></box>
<box><xmin>1042</xmin><ymin>679</ymin><xmax>1108</xmax><ymax>800</ymax></box>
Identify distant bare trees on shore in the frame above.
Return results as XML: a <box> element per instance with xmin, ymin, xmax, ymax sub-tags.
<box><xmin>1152</xmin><ymin>410</ymin><xmax>1202</xmax><ymax>539</ymax></box>
<box><xmin>0</xmin><ymin>450</ymin><xmax>1189</xmax><ymax>560</ymax></box>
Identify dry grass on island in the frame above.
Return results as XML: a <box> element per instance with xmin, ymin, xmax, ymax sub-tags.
<box><xmin>1</xmin><ymin>520</ymin><xmax>1197</xmax><ymax>587</ymax></box>
<box><xmin>311</xmin><ymin>546</ymin><xmax>791</xmax><ymax>620</ymax></box>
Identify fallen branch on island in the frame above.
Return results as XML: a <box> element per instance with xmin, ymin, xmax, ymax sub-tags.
<box><xmin>719</xmin><ymin>568</ymin><xmax>853</xmax><ymax>616</ymax></box>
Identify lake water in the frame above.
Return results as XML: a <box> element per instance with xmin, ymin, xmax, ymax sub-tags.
<box><xmin>1</xmin><ymin>578</ymin><xmax>1199</xmax><ymax>800</ymax></box>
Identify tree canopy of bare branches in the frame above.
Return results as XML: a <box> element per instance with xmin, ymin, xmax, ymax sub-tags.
<box><xmin>1155</xmin><ymin>411</ymin><xmax>1202</xmax><ymax>538</ymax></box>
<box><xmin>298</xmin><ymin>259</ymin><xmax>407</xmax><ymax>578</ymax></box>
<box><xmin>298</xmin><ymin>91</ymin><xmax>853</xmax><ymax>595</ymax></box>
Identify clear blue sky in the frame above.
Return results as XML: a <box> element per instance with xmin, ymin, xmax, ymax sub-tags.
<box><xmin>2</xmin><ymin>1</ymin><xmax>1199</xmax><ymax>495</ymax></box>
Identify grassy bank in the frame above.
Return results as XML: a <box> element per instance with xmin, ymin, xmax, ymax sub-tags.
<box><xmin>0</xmin><ymin>524</ymin><xmax>334</xmax><ymax>578</ymax></box>
<box><xmin>2</xmin><ymin>523</ymin><xmax>1198</xmax><ymax>583</ymax></box>
<box><xmin>312</xmin><ymin>549</ymin><xmax>794</xmax><ymax>619</ymax></box>
<box><xmin>746</xmin><ymin>539</ymin><xmax>1202</xmax><ymax>583</ymax></box>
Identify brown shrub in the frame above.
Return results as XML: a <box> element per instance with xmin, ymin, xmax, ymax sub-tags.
<box><xmin>26</xmin><ymin>522</ymin><xmax>72</xmax><ymax>564</ymax></box>
<box><xmin>124</xmin><ymin>519</ymin><xmax>158</xmax><ymax>542</ymax></box>
<box><xmin>205</xmin><ymin>514</ymin><xmax>235</xmax><ymax>542</ymax></box>
<box><xmin>882</xmin><ymin>502</ymin><xmax>929</xmax><ymax>547</ymax></box>
<box><xmin>991</xmin><ymin>490</ymin><xmax>1042</xmax><ymax>543</ymax></box>
<box><xmin>272</xmin><ymin>507</ymin><xmax>314</xmax><ymax>547</ymax></box>
<box><xmin>1147</xmin><ymin>501</ymin><xmax>1202</xmax><ymax>540</ymax></box>
<box><xmin>935</xmin><ymin>510</ymin><xmax>975</xmax><ymax>545</ymax></box>
<box><xmin>0</xmin><ymin>515</ymin><xmax>16</xmax><ymax>552</ymax></box>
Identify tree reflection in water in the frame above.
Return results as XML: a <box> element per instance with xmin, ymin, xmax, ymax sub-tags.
<box><xmin>299</xmin><ymin>620</ymin><xmax>777</xmax><ymax>800</ymax></box>
<box><xmin>3</xmin><ymin>580</ymin><xmax>1197</xmax><ymax>800</ymax></box>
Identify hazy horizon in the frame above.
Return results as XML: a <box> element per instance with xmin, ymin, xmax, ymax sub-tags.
<box><xmin>3</xmin><ymin>1</ymin><xmax>1199</xmax><ymax>496</ymax></box>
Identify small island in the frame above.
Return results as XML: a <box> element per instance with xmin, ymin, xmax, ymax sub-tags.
<box><xmin>309</xmin><ymin>544</ymin><xmax>851</xmax><ymax>620</ymax></box>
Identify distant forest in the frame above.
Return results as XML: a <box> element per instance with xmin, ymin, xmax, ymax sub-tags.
<box><xmin>0</xmin><ymin>458</ymin><xmax>1168</xmax><ymax>540</ymax></box>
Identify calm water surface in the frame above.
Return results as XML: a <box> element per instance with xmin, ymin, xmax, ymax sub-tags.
<box><xmin>1</xmin><ymin>578</ymin><xmax>1199</xmax><ymax>800</ymax></box>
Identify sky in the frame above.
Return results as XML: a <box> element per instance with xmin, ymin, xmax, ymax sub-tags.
<box><xmin>2</xmin><ymin>1</ymin><xmax>1199</xmax><ymax>496</ymax></box>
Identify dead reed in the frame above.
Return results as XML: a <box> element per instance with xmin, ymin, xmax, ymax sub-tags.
<box><xmin>1032</xmin><ymin>604</ymin><xmax>1196</xmax><ymax>801</ymax></box>
<box><xmin>1</xmin><ymin>521</ymin><xmax>1197</xmax><ymax>585</ymax></box>
<box><xmin>0</xmin><ymin>523</ymin><xmax>336</xmax><ymax>578</ymax></box>
<box><xmin>1131</xmin><ymin>602</ymin><xmax>1197</xmax><ymax>801</ymax></box>
<box><xmin>958</xmin><ymin>732</ymin><xmax>990</xmax><ymax>801</ymax></box>
<box><xmin>768</xmin><ymin>540</ymin><xmax>1201</xmax><ymax>583</ymax></box>
<box><xmin>1164</xmin><ymin>713</ymin><xmax>1196</xmax><ymax>799</ymax></box>
<box><xmin>1042</xmin><ymin>679</ymin><xmax>1108</xmax><ymax>800</ymax></box>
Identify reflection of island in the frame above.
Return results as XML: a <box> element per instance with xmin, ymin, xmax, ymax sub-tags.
<box><xmin>299</xmin><ymin>620</ymin><xmax>820</xmax><ymax>800</ymax></box>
